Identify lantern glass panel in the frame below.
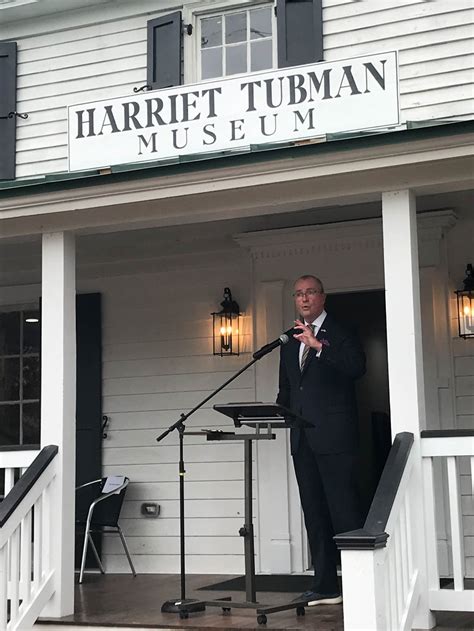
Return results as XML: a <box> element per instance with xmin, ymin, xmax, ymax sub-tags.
<box><xmin>457</xmin><ymin>291</ymin><xmax>474</xmax><ymax>338</ymax></box>
<box><xmin>212</xmin><ymin>312</ymin><xmax>240</xmax><ymax>355</ymax></box>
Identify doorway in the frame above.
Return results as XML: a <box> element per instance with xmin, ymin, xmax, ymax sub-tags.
<box><xmin>325</xmin><ymin>289</ymin><xmax>390</xmax><ymax>516</ymax></box>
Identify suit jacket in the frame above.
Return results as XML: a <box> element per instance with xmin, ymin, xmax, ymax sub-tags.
<box><xmin>277</xmin><ymin>314</ymin><xmax>366</xmax><ymax>455</ymax></box>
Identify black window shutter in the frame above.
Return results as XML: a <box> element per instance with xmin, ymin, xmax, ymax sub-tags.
<box><xmin>0</xmin><ymin>41</ymin><xmax>17</xmax><ymax>180</ymax></box>
<box><xmin>75</xmin><ymin>293</ymin><xmax>102</xmax><ymax>568</ymax></box>
<box><xmin>277</xmin><ymin>0</ymin><xmax>323</xmax><ymax>68</ymax></box>
<box><xmin>147</xmin><ymin>12</ymin><xmax>182</xmax><ymax>90</ymax></box>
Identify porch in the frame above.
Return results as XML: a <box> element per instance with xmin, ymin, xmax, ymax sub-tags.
<box><xmin>35</xmin><ymin>573</ymin><xmax>472</xmax><ymax>630</ymax></box>
<box><xmin>0</xmin><ymin>122</ymin><xmax>473</xmax><ymax>630</ymax></box>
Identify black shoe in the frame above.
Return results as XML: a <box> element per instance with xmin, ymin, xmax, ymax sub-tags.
<box><xmin>292</xmin><ymin>590</ymin><xmax>342</xmax><ymax>606</ymax></box>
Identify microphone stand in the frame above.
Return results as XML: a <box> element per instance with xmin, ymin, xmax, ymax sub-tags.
<box><xmin>158</xmin><ymin>353</ymin><xmax>263</xmax><ymax>614</ymax></box>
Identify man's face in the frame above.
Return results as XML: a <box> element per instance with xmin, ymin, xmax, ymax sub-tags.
<box><xmin>294</xmin><ymin>278</ymin><xmax>326</xmax><ymax>322</ymax></box>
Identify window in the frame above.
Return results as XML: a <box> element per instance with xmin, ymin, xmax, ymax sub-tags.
<box><xmin>197</xmin><ymin>4</ymin><xmax>275</xmax><ymax>81</ymax></box>
<box><xmin>0</xmin><ymin>309</ymin><xmax>40</xmax><ymax>445</ymax></box>
<box><xmin>149</xmin><ymin>2</ymin><xmax>322</xmax><ymax>88</ymax></box>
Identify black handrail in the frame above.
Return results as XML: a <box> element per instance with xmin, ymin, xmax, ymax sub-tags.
<box><xmin>0</xmin><ymin>445</ymin><xmax>58</xmax><ymax>527</ymax></box>
<box><xmin>334</xmin><ymin>432</ymin><xmax>414</xmax><ymax>550</ymax></box>
<box><xmin>421</xmin><ymin>429</ymin><xmax>474</xmax><ymax>438</ymax></box>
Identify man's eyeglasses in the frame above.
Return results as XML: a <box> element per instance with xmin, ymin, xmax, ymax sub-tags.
<box><xmin>293</xmin><ymin>289</ymin><xmax>323</xmax><ymax>299</ymax></box>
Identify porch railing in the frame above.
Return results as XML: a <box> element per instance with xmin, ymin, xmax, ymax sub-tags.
<box><xmin>0</xmin><ymin>445</ymin><xmax>58</xmax><ymax>630</ymax></box>
<box><xmin>421</xmin><ymin>429</ymin><xmax>474</xmax><ymax>613</ymax></box>
<box><xmin>0</xmin><ymin>446</ymin><xmax>40</xmax><ymax>498</ymax></box>
<box><xmin>335</xmin><ymin>432</ymin><xmax>421</xmax><ymax>630</ymax></box>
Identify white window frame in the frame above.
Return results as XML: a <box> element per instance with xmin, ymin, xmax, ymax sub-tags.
<box><xmin>183</xmin><ymin>1</ymin><xmax>277</xmax><ymax>84</ymax></box>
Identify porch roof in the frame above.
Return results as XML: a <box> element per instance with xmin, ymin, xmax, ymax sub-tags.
<box><xmin>1</xmin><ymin>118</ymin><xmax>472</xmax><ymax>200</ymax></box>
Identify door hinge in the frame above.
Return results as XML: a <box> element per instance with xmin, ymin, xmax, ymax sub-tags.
<box><xmin>102</xmin><ymin>415</ymin><xmax>110</xmax><ymax>439</ymax></box>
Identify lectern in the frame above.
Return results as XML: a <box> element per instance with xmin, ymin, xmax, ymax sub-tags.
<box><xmin>177</xmin><ymin>403</ymin><xmax>312</xmax><ymax>626</ymax></box>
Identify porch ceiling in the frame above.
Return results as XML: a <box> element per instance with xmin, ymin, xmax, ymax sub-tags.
<box><xmin>0</xmin><ymin>189</ymin><xmax>472</xmax><ymax>288</ymax></box>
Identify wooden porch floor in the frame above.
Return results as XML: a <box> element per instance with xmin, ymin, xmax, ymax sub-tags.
<box><xmin>39</xmin><ymin>573</ymin><xmax>341</xmax><ymax>630</ymax></box>
<box><xmin>37</xmin><ymin>574</ymin><xmax>473</xmax><ymax>630</ymax></box>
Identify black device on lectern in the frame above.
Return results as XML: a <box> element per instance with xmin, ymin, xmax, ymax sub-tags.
<box><xmin>213</xmin><ymin>402</ymin><xmax>310</xmax><ymax>429</ymax></box>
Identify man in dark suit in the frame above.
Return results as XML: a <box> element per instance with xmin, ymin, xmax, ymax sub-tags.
<box><xmin>277</xmin><ymin>274</ymin><xmax>366</xmax><ymax>605</ymax></box>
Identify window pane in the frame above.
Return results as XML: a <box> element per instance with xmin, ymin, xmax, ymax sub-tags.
<box><xmin>202</xmin><ymin>47</ymin><xmax>223</xmax><ymax>79</ymax></box>
<box><xmin>250</xmin><ymin>7</ymin><xmax>272</xmax><ymax>40</ymax></box>
<box><xmin>0</xmin><ymin>312</ymin><xmax>20</xmax><ymax>355</ymax></box>
<box><xmin>251</xmin><ymin>40</ymin><xmax>273</xmax><ymax>72</ymax></box>
<box><xmin>201</xmin><ymin>16</ymin><xmax>222</xmax><ymax>48</ymax></box>
<box><xmin>0</xmin><ymin>404</ymin><xmax>20</xmax><ymax>445</ymax></box>
<box><xmin>23</xmin><ymin>402</ymin><xmax>40</xmax><ymax>445</ymax></box>
<box><xmin>226</xmin><ymin>44</ymin><xmax>247</xmax><ymax>75</ymax></box>
<box><xmin>23</xmin><ymin>311</ymin><xmax>40</xmax><ymax>354</ymax></box>
<box><xmin>23</xmin><ymin>356</ymin><xmax>40</xmax><ymax>400</ymax></box>
<box><xmin>0</xmin><ymin>357</ymin><xmax>20</xmax><ymax>401</ymax></box>
<box><xmin>225</xmin><ymin>12</ymin><xmax>246</xmax><ymax>44</ymax></box>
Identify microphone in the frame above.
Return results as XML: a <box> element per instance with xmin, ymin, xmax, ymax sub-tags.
<box><xmin>252</xmin><ymin>328</ymin><xmax>294</xmax><ymax>360</ymax></box>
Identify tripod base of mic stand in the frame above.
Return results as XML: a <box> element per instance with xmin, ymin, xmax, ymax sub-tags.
<box><xmin>161</xmin><ymin>598</ymin><xmax>206</xmax><ymax>615</ymax></box>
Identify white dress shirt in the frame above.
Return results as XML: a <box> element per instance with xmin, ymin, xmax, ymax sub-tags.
<box><xmin>298</xmin><ymin>309</ymin><xmax>327</xmax><ymax>365</ymax></box>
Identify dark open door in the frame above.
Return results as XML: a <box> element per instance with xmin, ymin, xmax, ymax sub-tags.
<box><xmin>325</xmin><ymin>290</ymin><xmax>390</xmax><ymax>517</ymax></box>
<box><xmin>75</xmin><ymin>293</ymin><xmax>102</xmax><ymax>568</ymax></box>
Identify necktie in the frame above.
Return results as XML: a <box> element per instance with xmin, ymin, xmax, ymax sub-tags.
<box><xmin>300</xmin><ymin>325</ymin><xmax>315</xmax><ymax>372</ymax></box>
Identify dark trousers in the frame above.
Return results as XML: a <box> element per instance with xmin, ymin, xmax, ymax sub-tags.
<box><xmin>292</xmin><ymin>436</ymin><xmax>362</xmax><ymax>594</ymax></box>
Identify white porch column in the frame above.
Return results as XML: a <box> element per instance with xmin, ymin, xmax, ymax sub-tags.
<box><xmin>40</xmin><ymin>232</ymin><xmax>76</xmax><ymax>618</ymax></box>
<box><xmin>382</xmin><ymin>190</ymin><xmax>435</xmax><ymax>629</ymax></box>
<box><xmin>382</xmin><ymin>190</ymin><xmax>426</xmax><ymax>438</ymax></box>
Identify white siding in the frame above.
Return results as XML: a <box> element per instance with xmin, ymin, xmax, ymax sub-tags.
<box><xmin>0</xmin><ymin>0</ymin><xmax>472</xmax><ymax>178</ymax></box>
<box><xmin>323</xmin><ymin>0</ymin><xmax>474</xmax><ymax>123</ymax></box>
<box><xmin>82</xmin><ymin>259</ymin><xmax>256</xmax><ymax>574</ymax></box>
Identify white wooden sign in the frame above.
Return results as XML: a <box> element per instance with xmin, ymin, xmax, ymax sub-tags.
<box><xmin>68</xmin><ymin>51</ymin><xmax>399</xmax><ymax>172</ymax></box>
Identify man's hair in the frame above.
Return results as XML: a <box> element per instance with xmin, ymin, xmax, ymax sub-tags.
<box><xmin>295</xmin><ymin>275</ymin><xmax>325</xmax><ymax>293</ymax></box>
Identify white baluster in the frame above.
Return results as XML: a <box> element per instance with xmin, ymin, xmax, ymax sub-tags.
<box><xmin>9</xmin><ymin>527</ymin><xmax>20</xmax><ymax>626</ymax></box>
<box><xmin>394</xmin><ymin>521</ymin><xmax>403</xmax><ymax>622</ymax></box>
<box><xmin>399</xmin><ymin>500</ymin><xmax>409</xmax><ymax>601</ymax></box>
<box><xmin>446</xmin><ymin>456</ymin><xmax>465</xmax><ymax>591</ymax></box>
<box><xmin>384</xmin><ymin>563</ymin><xmax>392</xmax><ymax>631</ymax></box>
<box><xmin>388</xmin><ymin>552</ymin><xmax>398</xmax><ymax>629</ymax></box>
<box><xmin>0</xmin><ymin>546</ymin><xmax>7</xmax><ymax>630</ymax></box>
<box><xmin>20</xmin><ymin>510</ymin><xmax>32</xmax><ymax>604</ymax></box>
<box><xmin>4</xmin><ymin>471</ymin><xmax>16</xmax><ymax>593</ymax></box>
<box><xmin>42</xmin><ymin>484</ymin><xmax>51</xmax><ymax>575</ymax></box>
<box><xmin>33</xmin><ymin>497</ymin><xmax>43</xmax><ymax>591</ymax></box>
<box><xmin>422</xmin><ymin>455</ymin><xmax>439</xmax><ymax>591</ymax></box>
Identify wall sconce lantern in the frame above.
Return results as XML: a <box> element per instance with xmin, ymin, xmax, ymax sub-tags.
<box><xmin>455</xmin><ymin>263</ymin><xmax>474</xmax><ymax>339</ymax></box>
<box><xmin>212</xmin><ymin>287</ymin><xmax>241</xmax><ymax>356</ymax></box>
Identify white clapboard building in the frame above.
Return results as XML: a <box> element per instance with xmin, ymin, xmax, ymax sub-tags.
<box><xmin>0</xmin><ymin>0</ymin><xmax>473</xmax><ymax>629</ymax></box>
